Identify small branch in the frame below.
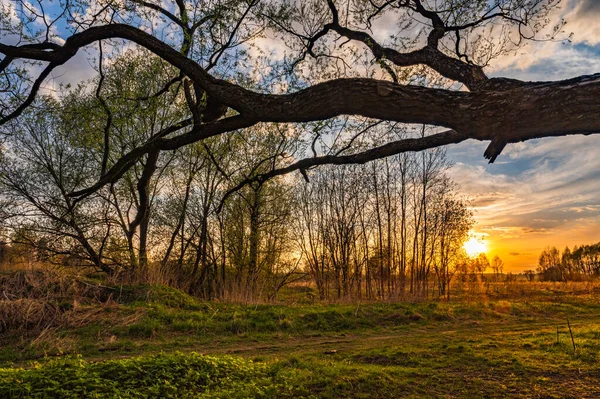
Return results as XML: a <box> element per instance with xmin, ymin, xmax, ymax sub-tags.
<box><xmin>0</xmin><ymin>62</ymin><xmax>59</xmax><ymax>125</ymax></box>
<box><xmin>567</xmin><ymin>316</ymin><xmax>576</xmax><ymax>354</ymax></box>
<box><xmin>70</xmin><ymin>116</ymin><xmax>254</xmax><ymax>198</ymax></box>
<box><xmin>217</xmin><ymin>129</ymin><xmax>467</xmax><ymax>213</ymax></box>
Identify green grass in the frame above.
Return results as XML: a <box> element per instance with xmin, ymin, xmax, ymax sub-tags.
<box><xmin>0</xmin><ymin>353</ymin><xmax>295</xmax><ymax>398</ymax></box>
<box><xmin>1</xmin><ymin>284</ymin><xmax>600</xmax><ymax>397</ymax></box>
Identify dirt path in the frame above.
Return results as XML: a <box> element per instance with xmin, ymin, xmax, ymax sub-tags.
<box><xmin>169</xmin><ymin>312</ymin><xmax>600</xmax><ymax>360</ymax></box>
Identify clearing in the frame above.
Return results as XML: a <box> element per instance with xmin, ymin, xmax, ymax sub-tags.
<box><xmin>1</xmin><ymin>273</ymin><xmax>599</xmax><ymax>398</ymax></box>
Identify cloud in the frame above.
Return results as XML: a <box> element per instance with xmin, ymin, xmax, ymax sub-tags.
<box><xmin>451</xmin><ymin>138</ymin><xmax>599</xmax><ymax>209</ymax></box>
<box><xmin>248</xmin><ymin>34</ymin><xmax>289</xmax><ymax>61</ymax></box>
<box><xmin>564</xmin><ymin>0</ymin><xmax>600</xmax><ymax>46</ymax></box>
<box><xmin>485</xmin><ymin>0</ymin><xmax>600</xmax><ymax>81</ymax></box>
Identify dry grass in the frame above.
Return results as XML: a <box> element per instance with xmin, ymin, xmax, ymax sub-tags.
<box><xmin>0</xmin><ymin>270</ymin><xmax>141</xmax><ymax>336</ymax></box>
<box><xmin>1</xmin><ymin>269</ymin><xmax>598</xmax><ymax>339</ymax></box>
<box><xmin>0</xmin><ymin>299</ymin><xmax>58</xmax><ymax>334</ymax></box>
<box><xmin>455</xmin><ymin>280</ymin><xmax>600</xmax><ymax>303</ymax></box>
<box><xmin>0</xmin><ymin>269</ymin><xmax>114</xmax><ymax>302</ymax></box>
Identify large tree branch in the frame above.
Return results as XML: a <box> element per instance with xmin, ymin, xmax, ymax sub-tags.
<box><xmin>2</xmin><ymin>24</ymin><xmax>600</xmax><ymax>171</ymax></box>
<box><xmin>316</xmin><ymin>0</ymin><xmax>488</xmax><ymax>89</ymax></box>
<box><xmin>326</xmin><ymin>24</ymin><xmax>487</xmax><ymax>90</ymax></box>
<box><xmin>314</xmin><ymin>0</ymin><xmax>541</xmax><ymax>90</ymax></box>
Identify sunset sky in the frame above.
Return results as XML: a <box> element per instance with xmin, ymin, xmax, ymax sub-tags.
<box><xmin>446</xmin><ymin>0</ymin><xmax>600</xmax><ymax>271</ymax></box>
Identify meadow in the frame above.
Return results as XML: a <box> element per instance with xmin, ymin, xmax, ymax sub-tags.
<box><xmin>1</xmin><ymin>271</ymin><xmax>599</xmax><ymax>398</ymax></box>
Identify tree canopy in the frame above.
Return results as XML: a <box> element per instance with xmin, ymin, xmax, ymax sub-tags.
<box><xmin>1</xmin><ymin>0</ymin><xmax>598</xmax><ymax>199</ymax></box>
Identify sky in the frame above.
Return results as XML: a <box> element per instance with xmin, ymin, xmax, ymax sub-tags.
<box><xmin>445</xmin><ymin>0</ymin><xmax>600</xmax><ymax>272</ymax></box>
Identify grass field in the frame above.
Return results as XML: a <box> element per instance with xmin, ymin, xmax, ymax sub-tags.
<box><xmin>1</xmin><ymin>274</ymin><xmax>599</xmax><ymax>398</ymax></box>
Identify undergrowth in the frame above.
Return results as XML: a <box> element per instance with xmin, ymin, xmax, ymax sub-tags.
<box><xmin>0</xmin><ymin>352</ymin><xmax>299</xmax><ymax>398</ymax></box>
<box><xmin>1</xmin><ymin>271</ymin><xmax>600</xmax><ymax>398</ymax></box>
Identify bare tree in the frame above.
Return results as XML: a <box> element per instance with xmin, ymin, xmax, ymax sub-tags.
<box><xmin>294</xmin><ymin>142</ymin><xmax>471</xmax><ymax>299</ymax></box>
<box><xmin>492</xmin><ymin>255</ymin><xmax>504</xmax><ymax>282</ymax></box>
<box><xmin>0</xmin><ymin>97</ymin><xmax>114</xmax><ymax>273</ymax></box>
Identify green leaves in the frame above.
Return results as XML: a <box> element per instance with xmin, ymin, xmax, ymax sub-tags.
<box><xmin>0</xmin><ymin>352</ymin><xmax>287</xmax><ymax>398</ymax></box>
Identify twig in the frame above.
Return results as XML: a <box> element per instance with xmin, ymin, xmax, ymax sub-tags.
<box><xmin>566</xmin><ymin>316</ymin><xmax>576</xmax><ymax>354</ymax></box>
<box><xmin>76</xmin><ymin>278</ymin><xmax>116</xmax><ymax>291</ymax></box>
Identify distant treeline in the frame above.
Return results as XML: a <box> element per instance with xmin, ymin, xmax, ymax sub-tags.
<box><xmin>537</xmin><ymin>243</ymin><xmax>600</xmax><ymax>281</ymax></box>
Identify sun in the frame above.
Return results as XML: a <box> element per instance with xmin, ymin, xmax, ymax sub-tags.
<box><xmin>463</xmin><ymin>236</ymin><xmax>487</xmax><ymax>257</ymax></box>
